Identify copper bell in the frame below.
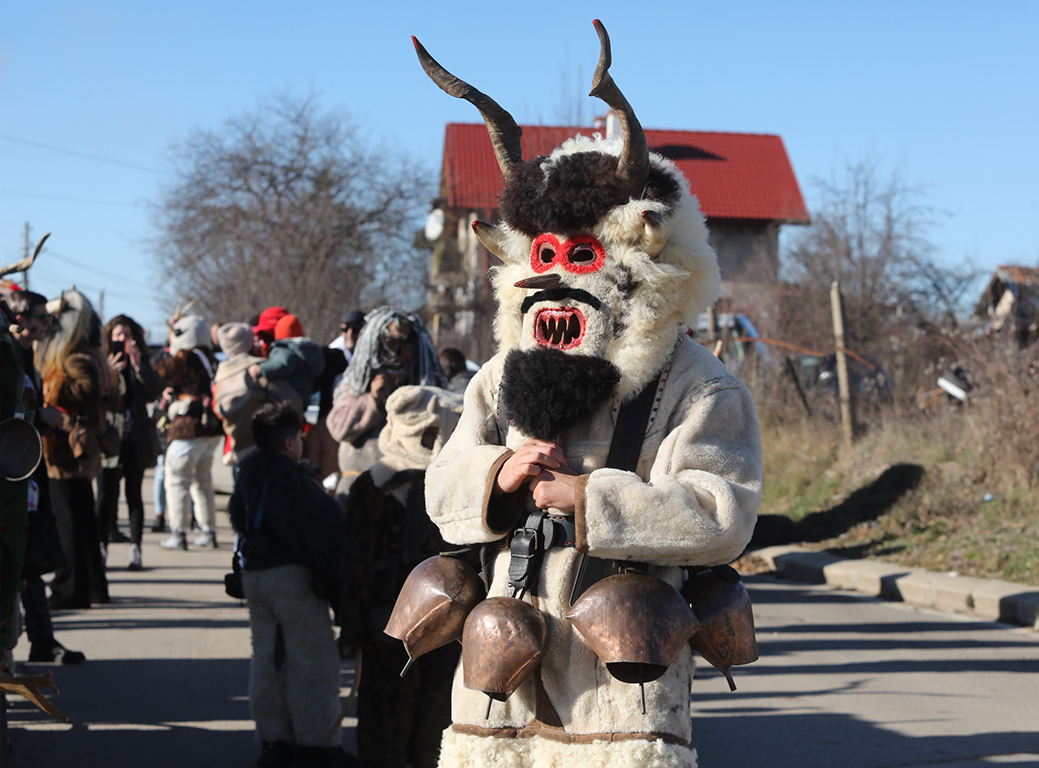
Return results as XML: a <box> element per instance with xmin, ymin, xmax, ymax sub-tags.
<box><xmin>385</xmin><ymin>555</ymin><xmax>485</xmax><ymax>675</ymax></box>
<box><xmin>461</xmin><ymin>596</ymin><xmax>547</xmax><ymax>701</ymax></box>
<box><xmin>567</xmin><ymin>573</ymin><xmax>700</xmax><ymax>685</ymax></box>
<box><xmin>682</xmin><ymin>568</ymin><xmax>758</xmax><ymax>691</ymax></box>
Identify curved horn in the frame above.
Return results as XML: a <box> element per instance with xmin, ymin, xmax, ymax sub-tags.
<box><xmin>0</xmin><ymin>232</ymin><xmax>50</xmax><ymax>278</ymax></box>
<box><xmin>413</xmin><ymin>36</ymin><xmax>524</xmax><ymax>180</ymax></box>
<box><xmin>472</xmin><ymin>220</ymin><xmax>509</xmax><ymax>262</ymax></box>
<box><xmin>641</xmin><ymin>210</ymin><xmax>668</xmax><ymax>257</ymax></box>
<box><xmin>589</xmin><ymin>20</ymin><xmax>650</xmax><ymax>197</ymax></box>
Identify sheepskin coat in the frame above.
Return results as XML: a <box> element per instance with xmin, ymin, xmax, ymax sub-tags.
<box><xmin>425</xmin><ymin>334</ymin><xmax>762</xmax><ymax>768</ymax></box>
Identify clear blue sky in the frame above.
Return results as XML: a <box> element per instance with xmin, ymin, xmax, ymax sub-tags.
<box><xmin>2</xmin><ymin>0</ymin><xmax>1037</xmax><ymax>342</ymax></box>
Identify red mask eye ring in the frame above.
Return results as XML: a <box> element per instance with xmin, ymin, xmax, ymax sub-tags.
<box><xmin>564</xmin><ymin>235</ymin><xmax>607</xmax><ymax>274</ymax></box>
<box><xmin>530</xmin><ymin>234</ymin><xmax>562</xmax><ymax>274</ymax></box>
<box><xmin>530</xmin><ymin>234</ymin><xmax>607</xmax><ymax>274</ymax></box>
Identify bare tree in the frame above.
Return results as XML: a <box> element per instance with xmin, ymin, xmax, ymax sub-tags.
<box><xmin>781</xmin><ymin>159</ymin><xmax>981</xmax><ymax>353</ymax></box>
<box><xmin>151</xmin><ymin>96</ymin><xmax>433</xmax><ymax>342</ymax></box>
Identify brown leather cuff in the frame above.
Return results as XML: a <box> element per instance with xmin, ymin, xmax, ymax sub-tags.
<box><xmin>573</xmin><ymin>474</ymin><xmax>590</xmax><ymax>553</ymax></box>
<box><xmin>483</xmin><ymin>450</ymin><xmax>525</xmax><ymax>535</ymax></box>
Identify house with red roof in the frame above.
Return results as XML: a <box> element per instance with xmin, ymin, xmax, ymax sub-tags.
<box><xmin>425</xmin><ymin>119</ymin><xmax>810</xmax><ymax>359</ymax></box>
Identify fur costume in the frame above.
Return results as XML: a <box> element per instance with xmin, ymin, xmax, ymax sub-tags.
<box><xmin>416</xmin><ymin>22</ymin><xmax>762</xmax><ymax>768</ymax></box>
<box><xmin>340</xmin><ymin>386</ymin><xmax>466</xmax><ymax>768</ymax></box>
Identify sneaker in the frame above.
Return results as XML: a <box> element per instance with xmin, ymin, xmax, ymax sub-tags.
<box><xmin>151</xmin><ymin>516</ymin><xmax>168</xmax><ymax>533</ymax></box>
<box><xmin>28</xmin><ymin>641</ymin><xmax>87</xmax><ymax>665</ymax></box>
<box><xmin>193</xmin><ymin>530</ymin><xmax>217</xmax><ymax>548</ymax></box>
<box><xmin>159</xmin><ymin>532</ymin><xmax>188</xmax><ymax>551</ymax></box>
<box><xmin>257</xmin><ymin>741</ymin><xmax>294</xmax><ymax>768</ymax></box>
<box><xmin>128</xmin><ymin>543</ymin><xmax>143</xmax><ymax>570</ymax></box>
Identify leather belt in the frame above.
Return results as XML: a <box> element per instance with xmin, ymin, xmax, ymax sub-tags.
<box><xmin>507</xmin><ymin>511</ymin><xmax>576</xmax><ymax>598</ymax></box>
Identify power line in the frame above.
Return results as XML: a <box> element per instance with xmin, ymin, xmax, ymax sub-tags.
<box><xmin>0</xmin><ymin>133</ymin><xmax>166</xmax><ymax>175</ymax></box>
<box><xmin>46</xmin><ymin>250</ymin><xmax>153</xmax><ymax>290</ymax></box>
<box><xmin>0</xmin><ymin>189</ymin><xmax>141</xmax><ymax>208</ymax></box>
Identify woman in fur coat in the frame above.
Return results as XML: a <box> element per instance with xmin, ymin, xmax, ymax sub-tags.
<box><xmin>36</xmin><ymin>289</ymin><xmax>112</xmax><ymax>610</ymax></box>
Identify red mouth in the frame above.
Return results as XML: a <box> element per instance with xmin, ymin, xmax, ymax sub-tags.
<box><xmin>534</xmin><ymin>307</ymin><xmax>585</xmax><ymax>350</ymax></box>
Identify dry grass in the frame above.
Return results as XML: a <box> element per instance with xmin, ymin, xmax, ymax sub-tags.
<box><xmin>750</xmin><ymin>334</ymin><xmax>1039</xmax><ymax>586</ymax></box>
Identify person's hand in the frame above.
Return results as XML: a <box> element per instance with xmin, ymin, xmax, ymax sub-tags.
<box><xmin>494</xmin><ymin>438</ymin><xmax>567</xmax><ymax>496</ymax></box>
<box><xmin>108</xmin><ymin>352</ymin><xmax>127</xmax><ymax>373</ymax></box>
<box><xmin>39</xmin><ymin>406</ymin><xmax>65</xmax><ymax>430</ymax></box>
<box><xmin>247</xmin><ymin>363</ymin><xmax>262</xmax><ymax>381</ymax></box>
<box><xmin>529</xmin><ymin>466</ymin><xmax>579</xmax><ymax>513</ymax></box>
<box><xmin>124</xmin><ymin>339</ymin><xmax>142</xmax><ymax>371</ymax></box>
<box><xmin>369</xmin><ymin>371</ymin><xmax>401</xmax><ymax>406</ymax></box>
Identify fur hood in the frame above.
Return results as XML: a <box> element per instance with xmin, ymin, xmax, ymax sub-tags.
<box><xmin>489</xmin><ymin>135</ymin><xmax>719</xmax><ymax>401</ymax></box>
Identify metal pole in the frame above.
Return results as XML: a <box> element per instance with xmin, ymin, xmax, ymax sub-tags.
<box><xmin>830</xmin><ymin>281</ymin><xmax>854</xmax><ymax>445</ymax></box>
<box><xmin>22</xmin><ymin>222</ymin><xmax>30</xmax><ymax>291</ymax></box>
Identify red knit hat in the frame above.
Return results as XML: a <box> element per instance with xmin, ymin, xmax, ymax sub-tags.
<box><xmin>254</xmin><ymin>306</ymin><xmax>288</xmax><ymax>336</ymax></box>
<box><xmin>274</xmin><ymin>313</ymin><xmax>304</xmax><ymax>340</ymax></box>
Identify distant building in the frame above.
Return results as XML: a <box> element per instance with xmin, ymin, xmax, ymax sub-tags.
<box><xmin>424</xmin><ymin>119</ymin><xmax>810</xmax><ymax>359</ymax></box>
<box><xmin>973</xmin><ymin>265</ymin><xmax>1039</xmax><ymax>347</ymax></box>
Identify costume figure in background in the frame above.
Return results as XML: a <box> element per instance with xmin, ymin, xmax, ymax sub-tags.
<box><xmin>327</xmin><ymin>307</ymin><xmax>445</xmax><ymax>498</ymax></box>
<box><xmin>228</xmin><ymin>403</ymin><xmax>350</xmax><ymax>768</ymax></box>
<box><xmin>437</xmin><ymin>348</ymin><xmax>474</xmax><ymax>396</ymax></box>
<box><xmin>156</xmin><ymin>315</ymin><xmax>222</xmax><ymax>550</ymax></box>
<box><xmin>340</xmin><ymin>386</ymin><xmax>465</xmax><ymax>768</ymax></box>
<box><xmin>416</xmin><ymin>22</ymin><xmax>761</xmax><ymax>768</ymax></box>
<box><xmin>95</xmin><ymin>315</ymin><xmax>164</xmax><ymax>570</ymax></box>
<box><xmin>6</xmin><ymin>290</ymin><xmax>86</xmax><ymax>662</ymax></box>
<box><xmin>36</xmin><ymin>289</ymin><xmax>112</xmax><ymax>610</ymax></box>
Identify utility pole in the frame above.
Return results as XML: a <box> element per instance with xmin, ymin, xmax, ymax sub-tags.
<box><xmin>22</xmin><ymin>221</ymin><xmax>30</xmax><ymax>291</ymax></box>
<box><xmin>98</xmin><ymin>289</ymin><xmax>105</xmax><ymax>323</ymax></box>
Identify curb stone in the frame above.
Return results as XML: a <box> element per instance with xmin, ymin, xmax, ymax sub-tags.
<box><xmin>752</xmin><ymin>545</ymin><xmax>1039</xmax><ymax>631</ymax></box>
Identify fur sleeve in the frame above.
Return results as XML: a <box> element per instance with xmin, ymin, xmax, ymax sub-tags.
<box><xmin>577</xmin><ymin>379</ymin><xmax>762</xmax><ymax>567</ymax></box>
<box><xmin>424</xmin><ymin>359</ymin><xmax>513</xmax><ymax>546</ymax></box>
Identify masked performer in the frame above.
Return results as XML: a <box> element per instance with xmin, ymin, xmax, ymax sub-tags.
<box><xmin>417</xmin><ymin>22</ymin><xmax>762</xmax><ymax>768</ymax></box>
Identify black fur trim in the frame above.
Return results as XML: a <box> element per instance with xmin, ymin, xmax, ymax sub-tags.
<box><xmin>520</xmin><ymin>287</ymin><xmax>602</xmax><ymax>315</ymax></box>
<box><xmin>500</xmin><ymin>348</ymin><xmax>620</xmax><ymax>441</ymax></box>
<box><xmin>500</xmin><ymin>152</ymin><xmax>682</xmax><ymax>238</ymax></box>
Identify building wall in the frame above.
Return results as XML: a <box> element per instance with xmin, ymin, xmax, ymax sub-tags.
<box><xmin>706</xmin><ymin>219</ymin><xmax>780</xmax><ymax>283</ymax></box>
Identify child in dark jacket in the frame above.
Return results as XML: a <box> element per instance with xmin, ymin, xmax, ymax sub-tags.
<box><xmin>248</xmin><ymin>314</ymin><xmax>325</xmax><ymax>404</ymax></box>
<box><xmin>228</xmin><ymin>403</ymin><xmax>350</xmax><ymax>768</ymax></box>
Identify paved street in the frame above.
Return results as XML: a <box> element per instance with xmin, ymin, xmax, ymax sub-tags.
<box><xmin>4</xmin><ymin>472</ymin><xmax>1038</xmax><ymax>767</ymax></box>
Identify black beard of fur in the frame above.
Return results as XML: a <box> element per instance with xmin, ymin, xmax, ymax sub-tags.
<box><xmin>499</xmin><ymin>152</ymin><xmax>682</xmax><ymax>238</ymax></box>
<box><xmin>500</xmin><ymin>348</ymin><xmax>620</xmax><ymax>441</ymax></box>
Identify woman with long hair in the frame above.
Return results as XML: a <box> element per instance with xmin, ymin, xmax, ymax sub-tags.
<box><xmin>36</xmin><ymin>289</ymin><xmax>111</xmax><ymax>609</ymax></box>
<box><xmin>96</xmin><ymin>315</ymin><xmax>164</xmax><ymax>570</ymax></box>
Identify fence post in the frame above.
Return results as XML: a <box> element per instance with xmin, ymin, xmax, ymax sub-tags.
<box><xmin>830</xmin><ymin>281</ymin><xmax>855</xmax><ymax>445</ymax></box>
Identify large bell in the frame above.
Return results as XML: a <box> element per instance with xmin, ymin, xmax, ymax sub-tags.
<box><xmin>461</xmin><ymin>596</ymin><xmax>547</xmax><ymax>701</ymax></box>
<box><xmin>682</xmin><ymin>568</ymin><xmax>758</xmax><ymax>691</ymax></box>
<box><xmin>385</xmin><ymin>555</ymin><xmax>485</xmax><ymax>674</ymax></box>
<box><xmin>567</xmin><ymin>572</ymin><xmax>700</xmax><ymax>685</ymax></box>
<box><xmin>0</xmin><ymin>417</ymin><xmax>43</xmax><ymax>482</ymax></box>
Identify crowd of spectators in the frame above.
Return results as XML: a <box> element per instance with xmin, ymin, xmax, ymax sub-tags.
<box><xmin>1</xmin><ymin>284</ymin><xmax>476</xmax><ymax>768</ymax></box>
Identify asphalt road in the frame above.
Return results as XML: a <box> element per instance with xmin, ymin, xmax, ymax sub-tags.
<box><xmin>4</xmin><ymin>473</ymin><xmax>1038</xmax><ymax>768</ymax></box>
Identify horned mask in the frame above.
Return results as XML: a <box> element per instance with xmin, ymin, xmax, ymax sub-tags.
<box><xmin>414</xmin><ymin>21</ymin><xmax>720</xmax><ymax>404</ymax></box>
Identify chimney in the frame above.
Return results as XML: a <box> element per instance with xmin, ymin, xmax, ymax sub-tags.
<box><xmin>605</xmin><ymin>110</ymin><xmax>620</xmax><ymax>140</ymax></box>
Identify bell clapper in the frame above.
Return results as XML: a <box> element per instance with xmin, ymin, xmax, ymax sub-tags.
<box><xmin>399</xmin><ymin>656</ymin><xmax>414</xmax><ymax>678</ymax></box>
<box><xmin>639</xmin><ymin>665</ymin><xmax>646</xmax><ymax>715</ymax></box>
<box><xmin>725</xmin><ymin>670</ymin><xmax>737</xmax><ymax>692</ymax></box>
<box><xmin>485</xmin><ymin>696</ymin><xmax>494</xmax><ymax>720</ymax></box>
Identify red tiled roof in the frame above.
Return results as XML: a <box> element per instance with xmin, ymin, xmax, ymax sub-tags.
<box><xmin>441</xmin><ymin>123</ymin><xmax>810</xmax><ymax>224</ymax></box>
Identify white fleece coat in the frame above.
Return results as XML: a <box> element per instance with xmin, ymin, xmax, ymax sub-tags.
<box><xmin>425</xmin><ymin>333</ymin><xmax>762</xmax><ymax>768</ymax></box>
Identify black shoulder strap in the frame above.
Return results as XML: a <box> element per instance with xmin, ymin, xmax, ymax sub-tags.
<box><xmin>569</xmin><ymin>376</ymin><xmax>660</xmax><ymax>605</ymax></box>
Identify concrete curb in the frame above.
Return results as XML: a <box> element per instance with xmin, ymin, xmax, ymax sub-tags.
<box><xmin>753</xmin><ymin>545</ymin><xmax>1039</xmax><ymax>631</ymax></box>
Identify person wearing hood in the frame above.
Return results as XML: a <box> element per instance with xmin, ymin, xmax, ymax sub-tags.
<box><xmin>247</xmin><ymin>314</ymin><xmax>324</xmax><ymax>406</ymax></box>
<box><xmin>214</xmin><ymin>323</ymin><xmax>302</xmax><ymax>460</ymax></box>
<box><xmin>155</xmin><ymin>315</ymin><xmax>223</xmax><ymax>551</ymax></box>
<box><xmin>339</xmin><ymin>386</ymin><xmax>468</xmax><ymax>768</ymax></box>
